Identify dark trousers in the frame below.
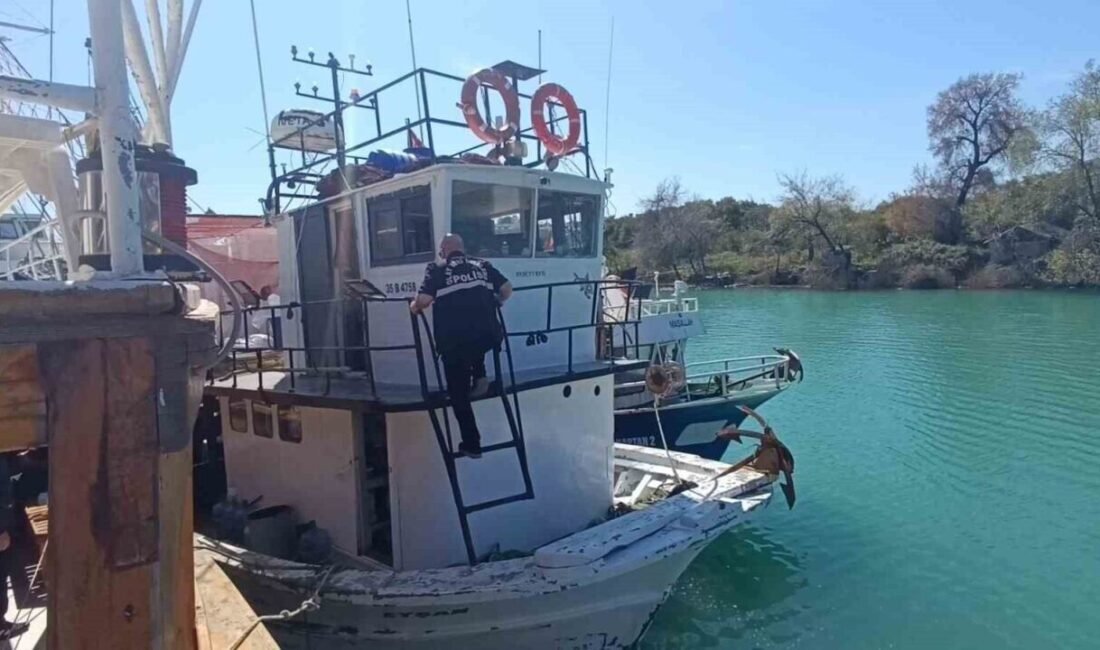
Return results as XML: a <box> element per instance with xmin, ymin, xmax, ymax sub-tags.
<box><xmin>441</xmin><ymin>347</ymin><xmax>489</xmax><ymax>449</ymax></box>
<box><xmin>0</xmin><ymin>549</ymin><xmax>7</xmax><ymax>619</ymax></box>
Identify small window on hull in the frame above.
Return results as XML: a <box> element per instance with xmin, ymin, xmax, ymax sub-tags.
<box><xmin>278</xmin><ymin>406</ymin><xmax>303</xmax><ymax>443</ymax></box>
<box><xmin>228</xmin><ymin>398</ymin><xmax>249</xmax><ymax>433</ymax></box>
<box><xmin>252</xmin><ymin>402</ymin><xmax>273</xmax><ymax>438</ymax></box>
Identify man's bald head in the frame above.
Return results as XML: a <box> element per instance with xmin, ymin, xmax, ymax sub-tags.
<box><xmin>440</xmin><ymin>233</ymin><xmax>465</xmax><ymax>258</ymax></box>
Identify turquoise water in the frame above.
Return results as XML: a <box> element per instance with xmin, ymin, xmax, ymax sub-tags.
<box><xmin>643</xmin><ymin>290</ymin><xmax>1100</xmax><ymax>649</ymax></box>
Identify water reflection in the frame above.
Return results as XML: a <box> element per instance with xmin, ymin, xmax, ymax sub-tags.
<box><xmin>642</xmin><ymin>524</ymin><xmax>807</xmax><ymax>649</ymax></box>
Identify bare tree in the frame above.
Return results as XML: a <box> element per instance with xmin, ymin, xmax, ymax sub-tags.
<box><xmin>1039</xmin><ymin>60</ymin><xmax>1100</xmax><ymax>220</ymax></box>
<box><xmin>635</xmin><ymin>178</ymin><xmax>687</xmax><ymax>276</ymax></box>
<box><xmin>772</xmin><ymin>171</ymin><xmax>856</xmax><ymax>261</ymax></box>
<box><xmin>928</xmin><ymin>73</ymin><xmax>1028</xmax><ymax>209</ymax></box>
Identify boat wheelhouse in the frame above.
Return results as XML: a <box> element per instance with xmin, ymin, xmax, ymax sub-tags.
<box><xmin>210</xmin><ymin>160</ymin><xmax>640</xmax><ymax>567</ymax></box>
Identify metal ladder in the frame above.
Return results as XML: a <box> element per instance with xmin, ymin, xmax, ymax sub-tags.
<box><xmin>410</xmin><ymin>311</ymin><xmax>534</xmax><ymax>565</ymax></box>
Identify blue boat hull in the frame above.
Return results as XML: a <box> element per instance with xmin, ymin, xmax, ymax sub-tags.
<box><xmin>614</xmin><ymin>392</ymin><xmax>780</xmax><ymax>461</ymax></box>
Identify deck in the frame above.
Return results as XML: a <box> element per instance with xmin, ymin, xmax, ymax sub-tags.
<box><xmin>206</xmin><ymin>358</ymin><xmax>647</xmax><ymax>412</ymax></box>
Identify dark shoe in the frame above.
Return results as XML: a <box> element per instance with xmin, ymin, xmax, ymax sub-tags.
<box><xmin>0</xmin><ymin>621</ymin><xmax>29</xmax><ymax>640</ymax></box>
<box><xmin>457</xmin><ymin>442</ymin><xmax>482</xmax><ymax>459</ymax></box>
<box><xmin>470</xmin><ymin>377</ymin><xmax>491</xmax><ymax>399</ymax></box>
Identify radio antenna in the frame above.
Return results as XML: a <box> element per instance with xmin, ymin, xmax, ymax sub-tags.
<box><xmin>248</xmin><ymin>0</ymin><xmax>272</xmax><ymax>145</ymax></box>
<box><xmin>406</xmin><ymin>0</ymin><xmax>424</xmax><ymax>139</ymax></box>
<box><xmin>603</xmin><ymin>17</ymin><xmax>614</xmax><ymax>170</ymax></box>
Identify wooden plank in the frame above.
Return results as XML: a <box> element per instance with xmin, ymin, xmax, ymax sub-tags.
<box><xmin>0</xmin><ymin>281</ymin><xmax>178</xmax><ymax>322</ymax></box>
<box><xmin>0</xmin><ymin>343</ymin><xmax>46</xmax><ymax>452</ymax></box>
<box><xmin>194</xmin><ymin>550</ymin><xmax>280</xmax><ymax>650</ymax></box>
<box><xmin>41</xmin><ymin>337</ymin><xmax>159</xmax><ymax>649</ymax></box>
<box><xmin>159</xmin><ymin>448</ymin><xmax>196</xmax><ymax>649</ymax></box>
<box><xmin>105</xmin><ymin>337</ymin><xmax>160</xmax><ymax>567</ymax></box>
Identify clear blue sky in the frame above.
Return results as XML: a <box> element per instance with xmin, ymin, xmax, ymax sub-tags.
<box><xmin>5</xmin><ymin>0</ymin><xmax>1099</xmax><ymax>215</ymax></box>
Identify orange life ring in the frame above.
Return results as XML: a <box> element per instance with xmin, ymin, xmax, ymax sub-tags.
<box><xmin>531</xmin><ymin>83</ymin><xmax>581</xmax><ymax>157</ymax></box>
<box><xmin>459</xmin><ymin>69</ymin><xmax>520</xmax><ymax>144</ymax></box>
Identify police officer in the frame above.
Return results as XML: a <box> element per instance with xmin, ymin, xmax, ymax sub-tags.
<box><xmin>411</xmin><ymin>234</ymin><xmax>513</xmax><ymax>458</ymax></box>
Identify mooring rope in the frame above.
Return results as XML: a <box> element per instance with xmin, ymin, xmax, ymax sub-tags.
<box><xmin>227</xmin><ymin>563</ymin><xmax>336</xmax><ymax>650</ymax></box>
<box><xmin>652</xmin><ymin>398</ymin><xmax>685</xmax><ymax>485</ymax></box>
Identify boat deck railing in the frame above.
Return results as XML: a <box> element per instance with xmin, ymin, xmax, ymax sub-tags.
<box><xmin>210</xmin><ymin>278</ymin><xmax>646</xmax><ymax>407</ymax></box>
<box><xmin>266</xmin><ymin>61</ymin><xmax>599</xmax><ymax>213</ymax></box>
<box><xmin>618</xmin><ymin>354</ymin><xmax>796</xmax><ymax>403</ymax></box>
<box><xmin>636</xmin><ymin>296</ymin><xmax>699</xmax><ymax>317</ymax></box>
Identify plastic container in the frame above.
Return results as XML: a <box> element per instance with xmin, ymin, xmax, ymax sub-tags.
<box><xmin>244</xmin><ymin>505</ymin><xmax>297</xmax><ymax>559</ymax></box>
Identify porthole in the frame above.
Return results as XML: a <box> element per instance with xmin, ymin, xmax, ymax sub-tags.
<box><xmin>594</xmin><ymin>385</ymin><xmax>601</xmax><ymax>396</ymax></box>
<box><xmin>562</xmin><ymin>385</ymin><xmax>572</xmax><ymax>398</ymax></box>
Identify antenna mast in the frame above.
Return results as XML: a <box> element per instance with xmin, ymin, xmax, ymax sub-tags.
<box><xmin>406</xmin><ymin>0</ymin><xmax>424</xmax><ymax>139</ymax></box>
<box><xmin>603</xmin><ymin>17</ymin><xmax>614</xmax><ymax>171</ymax></box>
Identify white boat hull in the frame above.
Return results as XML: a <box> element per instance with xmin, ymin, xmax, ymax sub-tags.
<box><xmin>201</xmin><ymin>446</ymin><xmax>776</xmax><ymax>649</ymax></box>
<box><xmin>222</xmin><ymin>543</ymin><xmax>709</xmax><ymax>649</ymax></box>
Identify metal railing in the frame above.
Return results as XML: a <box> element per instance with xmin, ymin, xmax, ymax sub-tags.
<box><xmin>618</xmin><ymin>354</ymin><xmax>796</xmax><ymax>403</ymax></box>
<box><xmin>636</xmin><ymin>296</ymin><xmax>699</xmax><ymax>317</ymax></box>
<box><xmin>265</xmin><ymin>64</ymin><xmax>599</xmax><ymax>214</ymax></box>
<box><xmin>0</xmin><ymin>219</ymin><xmax>66</xmax><ymax>281</ymax></box>
<box><xmin>212</xmin><ymin>278</ymin><xmax>644</xmax><ymax>399</ymax></box>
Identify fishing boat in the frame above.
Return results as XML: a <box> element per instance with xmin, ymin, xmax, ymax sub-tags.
<box><xmin>198</xmin><ymin>57</ymin><xmax>796</xmax><ymax>648</ymax></box>
<box><xmin>602</xmin><ymin>273</ymin><xmax>804</xmax><ymax>459</ymax></box>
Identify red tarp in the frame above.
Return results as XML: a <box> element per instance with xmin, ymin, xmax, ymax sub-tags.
<box><xmin>186</xmin><ymin>215</ymin><xmax>278</xmax><ymax>306</ymax></box>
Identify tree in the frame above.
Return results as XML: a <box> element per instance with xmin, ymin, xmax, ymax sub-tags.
<box><xmin>666</xmin><ymin>199</ymin><xmax>721</xmax><ymax>278</ymax></box>
<box><xmin>634</xmin><ymin>178</ymin><xmax>687</xmax><ymax>277</ymax></box>
<box><xmin>772</xmin><ymin>172</ymin><xmax>856</xmax><ymax>265</ymax></box>
<box><xmin>927</xmin><ymin>73</ymin><xmax>1029</xmax><ymax>210</ymax></box>
<box><xmin>878</xmin><ymin>193</ymin><xmax>956</xmax><ymax>243</ymax></box>
<box><xmin>1039</xmin><ymin>60</ymin><xmax>1100</xmax><ymax>220</ymax></box>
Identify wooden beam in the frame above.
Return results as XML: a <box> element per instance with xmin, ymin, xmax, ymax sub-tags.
<box><xmin>42</xmin><ymin>337</ymin><xmax>165</xmax><ymax>648</ymax></box>
<box><xmin>0</xmin><ymin>344</ymin><xmax>46</xmax><ymax>452</ymax></box>
<box><xmin>194</xmin><ymin>550</ymin><xmax>280</xmax><ymax>650</ymax></box>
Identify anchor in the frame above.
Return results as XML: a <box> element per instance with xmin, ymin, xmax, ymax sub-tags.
<box><xmin>716</xmin><ymin>406</ymin><xmax>797</xmax><ymax>509</ymax></box>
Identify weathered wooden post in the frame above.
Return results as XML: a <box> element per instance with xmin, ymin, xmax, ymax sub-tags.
<box><xmin>0</xmin><ymin>283</ymin><xmax>216</xmax><ymax>648</ymax></box>
<box><xmin>0</xmin><ymin>1</ymin><xmax>216</xmax><ymax>646</ymax></box>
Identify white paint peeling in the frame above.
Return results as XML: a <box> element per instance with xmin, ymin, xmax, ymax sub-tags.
<box><xmin>199</xmin><ymin>445</ymin><xmax>776</xmax><ymax>648</ymax></box>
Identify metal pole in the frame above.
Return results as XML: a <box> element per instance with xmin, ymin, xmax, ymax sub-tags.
<box><xmin>88</xmin><ymin>0</ymin><xmax>144</xmax><ymax>275</ymax></box>
<box><xmin>330</xmin><ymin>56</ymin><xmax>347</xmax><ymax>172</ymax></box>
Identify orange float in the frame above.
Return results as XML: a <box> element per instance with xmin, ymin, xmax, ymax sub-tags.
<box><xmin>458</xmin><ymin>69</ymin><xmax>520</xmax><ymax>144</ymax></box>
<box><xmin>530</xmin><ymin>83</ymin><xmax>581</xmax><ymax>156</ymax></box>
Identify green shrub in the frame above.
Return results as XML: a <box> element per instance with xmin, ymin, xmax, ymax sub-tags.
<box><xmin>879</xmin><ymin>241</ymin><xmax>972</xmax><ymax>275</ymax></box>
<box><xmin>1043</xmin><ymin>249</ymin><xmax>1100</xmax><ymax>286</ymax></box>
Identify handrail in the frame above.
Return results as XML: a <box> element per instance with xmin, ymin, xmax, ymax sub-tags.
<box><xmin>617</xmin><ymin>354</ymin><xmax>794</xmax><ymax>402</ymax></box>
<box><xmin>212</xmin><ymin>278</ymin><xmax>644</xmax><ymax>395</ymax></box>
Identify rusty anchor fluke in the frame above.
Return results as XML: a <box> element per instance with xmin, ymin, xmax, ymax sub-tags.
<box><xmin>716</xmin><ymin>406</ymin><xmax>796</xmax><ymax>509</ymax></box>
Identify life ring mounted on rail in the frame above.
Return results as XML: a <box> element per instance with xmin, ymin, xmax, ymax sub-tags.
<box><xmin>457</xmin><ymin>70</ymin><xmax>584</xmax><ymax>159</ymax></box>
<box><xmin>458</xmin><ymin>69</ymin><xmax>520</xmax><ymax>144</ymax></box>
<box><xmin>531</xmin><ymin>83</ymin><xmax>581</xmax><ymax>157</ymax></box>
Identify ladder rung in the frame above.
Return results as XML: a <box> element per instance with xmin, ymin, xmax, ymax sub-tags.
<box><xmin>463</xmin><ymin>491</ymin><xmax>534</xmax><ymax>514</ymax></box>
<box><xmin>449</xmin><ymin>440</ymin><xmax>517</xmax><ymax>459</ymax></box>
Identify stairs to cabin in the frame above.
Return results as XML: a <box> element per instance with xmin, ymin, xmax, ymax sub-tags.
<box><xmin>411</xmin><ymin>311</ymin><xmax>535</xmax><ymax>564</ymax></box>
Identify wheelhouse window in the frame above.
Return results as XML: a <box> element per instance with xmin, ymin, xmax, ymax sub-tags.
<box><xmin>536</xmin><ymin>190</ymin><xmax>600</xmax><ymax>258</ymax></box>
<box><xmin>368</xmin><ymin>185</ymin><xmax>433</xmax><ymax>265</ymax></box>
<box><xmin>451</xmin><ymin>181</ymin><xmax>533</xmax><ymax>258</ymax></box>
